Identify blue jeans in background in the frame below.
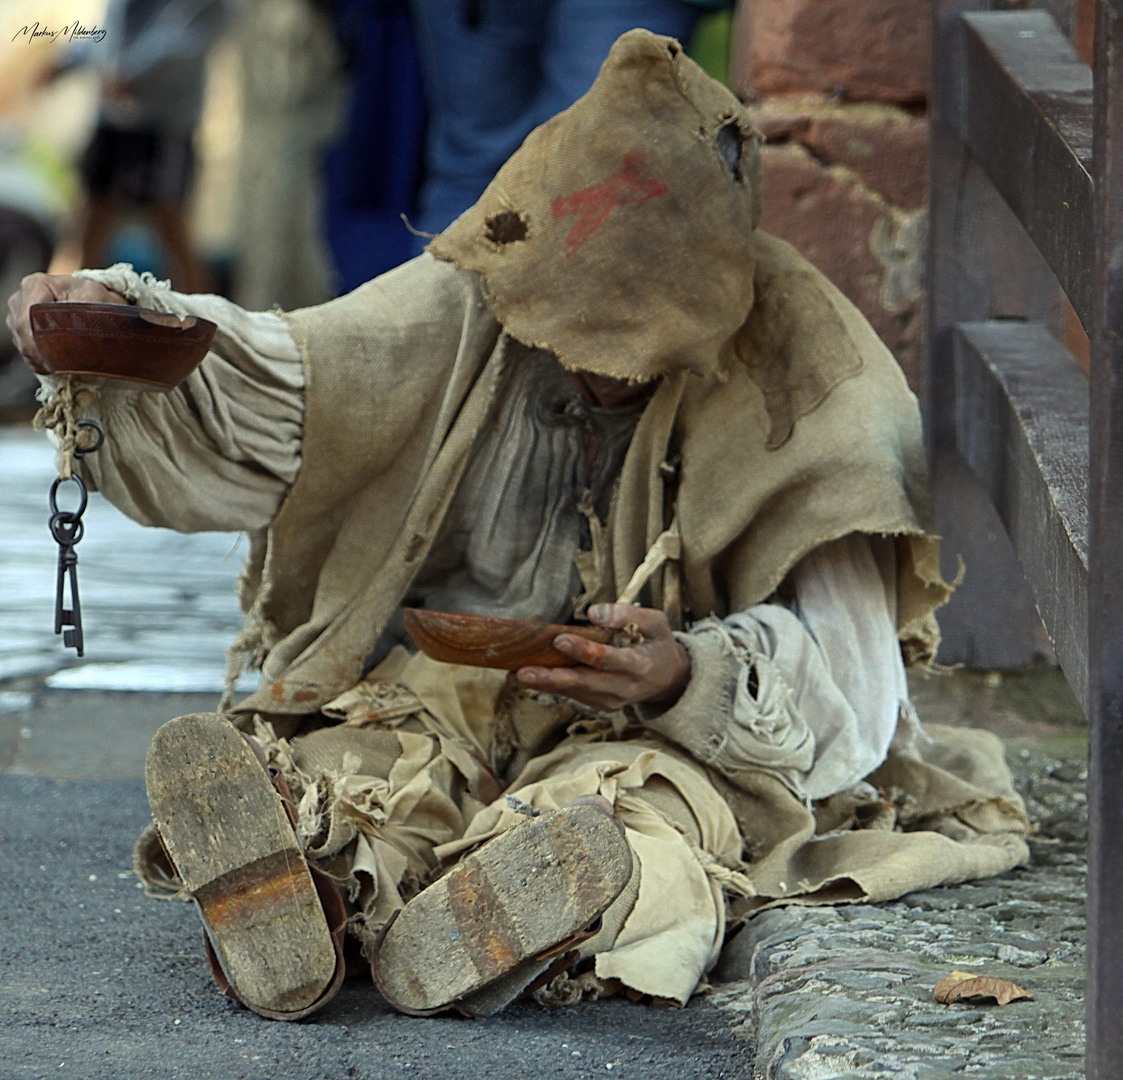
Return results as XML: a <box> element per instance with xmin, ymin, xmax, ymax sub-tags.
<box><xmin>407</xmin><ymin>0</ymin><xmax>700</xmax><ymax>246</ymax></box>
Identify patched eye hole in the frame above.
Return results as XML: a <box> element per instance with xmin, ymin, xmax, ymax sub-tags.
<box><xmin>715</xmin><ymin>121</ymin><xmax>745</xmax><ymax>181</ymax></box>
<box><xmin>485</xmin><ymin>210</ymin><xmax>529</xmax><ymax>245</ymax></box>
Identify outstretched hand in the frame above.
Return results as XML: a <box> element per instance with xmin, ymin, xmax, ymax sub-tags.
<box><xmin>7</xmin><ymin>273</ymin><xmax>128</xmax><ymax>373</ymax></box>
<box><xmin>515</xmin><ymin>603</ymin><xmax>690</xmax><ymax>712</ymax></box>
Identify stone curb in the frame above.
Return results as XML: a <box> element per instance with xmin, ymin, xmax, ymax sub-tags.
<box><xmin>710</xmin><ymin>747</ymin><xmax>1087</xmax><ymax>1080</ymax></box>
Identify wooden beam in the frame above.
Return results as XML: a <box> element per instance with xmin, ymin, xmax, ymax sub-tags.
<box><xmin>1085</xmin><ymin>1</ymin><xmax>1123</xmax><ymax>1074</ymax></box>
<box><xmin>963</xmin><ymin>11</ymin><xmax>1094</xmax><ymax>327</ymax></box>
<box><xmin>927</xmin><ymin>1</ymin><xmax>1064</xmax><ymax>668</ymax></box>
<box><xmin>954</xmin><ymin>321</ymin><xmax>1089</xmax><ymax>707</ymax></box>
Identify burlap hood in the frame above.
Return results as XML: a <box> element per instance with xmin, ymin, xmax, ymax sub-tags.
<box><xmin>428</xmin><ymin>29</ymin><xmax>762</xmax><ymax>383</ymax></box>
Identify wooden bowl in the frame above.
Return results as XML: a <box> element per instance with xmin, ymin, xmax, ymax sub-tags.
<box><xmin>403</xmin><ymin>608</ymin><xmax>614</xmax><ymax>669</ymax></box>
<box><xmin>30</xmin><ymin>302</ymin><xmax>217</xmax><ymax>391</ymax></box>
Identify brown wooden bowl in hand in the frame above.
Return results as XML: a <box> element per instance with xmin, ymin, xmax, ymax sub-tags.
<box><xmin>30</xmin><ymin>302</ymin><xmax>217</xmax><ymax>391</ymax></box>
<box><xmin>403</xmin><ymin>608</ymin><xmax>614</xmax><ymax>670</ymax></box>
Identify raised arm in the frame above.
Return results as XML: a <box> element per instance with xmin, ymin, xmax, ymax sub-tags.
<box><xmin>7</xmin><ymin>266</ymin><xmax>303</xmax><ymax>533</ymax></box>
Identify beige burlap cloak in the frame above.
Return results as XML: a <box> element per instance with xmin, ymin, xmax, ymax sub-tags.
<box><xmin>234</xmin><ymin>27</ymin><xmax>948</xmax><ymax>716</ymax></box>
<box><xmin>108</xmin><ymin>30</ymin><xmax>1027</xmax><ymax>1004</ymax></box>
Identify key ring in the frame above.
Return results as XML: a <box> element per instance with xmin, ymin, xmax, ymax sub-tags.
<box><xmin>49</xmin><ymin>474</ymin><xmax>88</xmax><ymax>520</ymax></box>
<box><xmin>73</xmin><ymin>419</ymin><xmax>105</xmax><ymax>459</ymax></box>
<box><xmin>49</xmin><ymin>512</ymin><xmax>84</xmax><ymax>548</ymax></box>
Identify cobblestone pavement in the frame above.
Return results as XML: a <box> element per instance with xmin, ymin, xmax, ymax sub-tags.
<box><xmin>710</xmin><ymin>729</ymin><xmax>1089</xmax><ymax>1080</ymax></box>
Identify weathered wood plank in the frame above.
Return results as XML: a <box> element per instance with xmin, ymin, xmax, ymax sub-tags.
<box><xmin>1085</xmin><ymin>1</ymin><xmax>1123</xmax><ymax>1074</ymax></box>
<box><xmin>954</xmin><ymin>321</ymin><xmax>1089</xmax><ymax>706</ymax></box>
<box><xmin>963</xmin><ymin>11</ymin><xmax>1094</xmax><ymax>327</ymax></box>
<box><xmin>928</xmin><ymin>0</ymin><xmax>1069</xmax><ymax>668</ymax></box>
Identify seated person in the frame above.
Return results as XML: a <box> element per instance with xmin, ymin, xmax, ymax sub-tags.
<box><xmin>8</xmin><ymin>30</ymin><xmax>1029</xmax><ymax>1021</ymax></box>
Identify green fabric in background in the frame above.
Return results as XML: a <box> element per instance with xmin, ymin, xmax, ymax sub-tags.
<box><xmin>688</xmin><ymin>10</ymin><xmax>734</xmax><ymax>88</ymax></box>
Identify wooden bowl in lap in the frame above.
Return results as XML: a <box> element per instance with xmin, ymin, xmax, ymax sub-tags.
<box><xmin>403</xmin><ymin>608</ymin><xmax>614</xmax><ymax>669</ymax></box>
<box><xmin>30</xmin><ymin>302</ymin><xmax>217</xmax><ymax>391</ymax></box>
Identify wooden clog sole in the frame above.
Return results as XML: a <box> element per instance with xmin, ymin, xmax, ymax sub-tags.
<box><xmin>375</xmin><ymin>805</ymin><xmax>632</xmax><ymax>1013</ymax></box>
<box><xmin>145</xmin><ymin>714</ymin><xmax>336</xmax><ymax>1014</ymax></box>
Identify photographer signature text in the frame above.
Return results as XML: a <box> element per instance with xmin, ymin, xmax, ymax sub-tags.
<box><xmin>12</xmin><ymin>22</ymin><xmax>106</xmax><ymax>44</ymax></box>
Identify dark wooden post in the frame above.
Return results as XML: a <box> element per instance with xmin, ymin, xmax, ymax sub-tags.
<box><xmin>1085</xmin><ymin>2</ymin><xmax>1123</xmax><ymax>1074</ymax></box>
<box><xmin>928</xmin><ymin>0</ymin><xmax>1068</xmax><ymax>668</ymax></box>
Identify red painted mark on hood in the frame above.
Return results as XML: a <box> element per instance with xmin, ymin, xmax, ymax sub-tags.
<box><xmin>552</xmin><ymin>149</ymin><xmax>668</xmax><ymax>257</ymax></box>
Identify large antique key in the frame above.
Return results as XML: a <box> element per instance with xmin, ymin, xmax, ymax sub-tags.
<box><xmin>46</xmin><ymin>419</ymin><xmax>104</xmax><ymax>657</ymax></box>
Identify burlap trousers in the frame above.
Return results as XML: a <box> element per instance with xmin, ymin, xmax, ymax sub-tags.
<box><xmin>247</xmin><ymin>647</ymin><xmax>746</xmax><ymax>1006</ymax></box>
<box><xmin>136</xmin><ymin>646</ymin><xmax>1031</xmax><ymax>1007</ymax></box>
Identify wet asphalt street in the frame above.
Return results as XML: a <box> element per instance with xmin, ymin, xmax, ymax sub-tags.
<box><xmin>0</xmin><ymin>777</ymin><xmax>747</xmax><ymax>1080</ymax></box>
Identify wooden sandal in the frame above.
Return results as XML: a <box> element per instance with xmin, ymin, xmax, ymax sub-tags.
<box><xmin>373</xmin><ymin>803</ymin><xmax>632</xmax><ymax>1016</ymax></box>
<box><xmin>146</xmin><ymin>713</ymin><xmax>344</xmax><ymax>1020</ymax></box>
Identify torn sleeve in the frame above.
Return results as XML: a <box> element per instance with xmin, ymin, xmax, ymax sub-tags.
<box><xmin>39</xmin><ymin>263</ymin><xmax>305</xmax><ymax>533</ymax></box>
<box><xmin>638</xmin><ymin>533</ymin><xmax>918</xmax><ymax>801</ymax></box>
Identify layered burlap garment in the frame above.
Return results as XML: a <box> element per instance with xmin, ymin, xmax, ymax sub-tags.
<box><xmin>127</xmin><ymin>30</ymin><xmax>1027</xmax><ymax>1005</ymax></box>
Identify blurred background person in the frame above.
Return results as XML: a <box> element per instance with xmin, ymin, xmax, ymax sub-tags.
<box><xmin>0</xmin><ymin>7</ymin><xmax>88</xmax><ymax>419</ymax></box>
<box><xmin>76</xmin><ymin>0</ymin><xmax>227</xmax><ymax>293</ymax></box>
<box><xmin>0</xmin><ymin>125</ymin><xmax>70</xmax><ymax>419</ymax></box>
<box><xmin>319</xmin><ymin>0</ymin><xmax>734</xmax><ymax>292</ymax></box>
<box><xmin>0</xmin><ymin>0</ymin><xmax>734</xmax><ymax>314</ymax></box>
<box><xmin>231</xmin><ymin>0</ymin><xmax>345</xmax><ymax>309</ymax></box>
<box><xmin>322</xmin><ymin>0</ymin><xmax>426</xmax><ymax>292</ymax></box>
<box><xmin>404</xmin><ymin>0</ymin><xmax>728</xmax><ymax>249</ymax></box>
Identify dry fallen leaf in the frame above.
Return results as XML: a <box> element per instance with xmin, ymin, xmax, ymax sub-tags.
<box><xmin>933</xmin><ymin>970</ymin><xmax>1034</xmax><ymax>1006</ymax></box>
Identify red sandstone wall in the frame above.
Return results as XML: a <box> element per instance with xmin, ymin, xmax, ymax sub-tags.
<box><xmin>733</xmin><ymin>0</ymin><xmax>930</xmax><ymax>390</ymax></box>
